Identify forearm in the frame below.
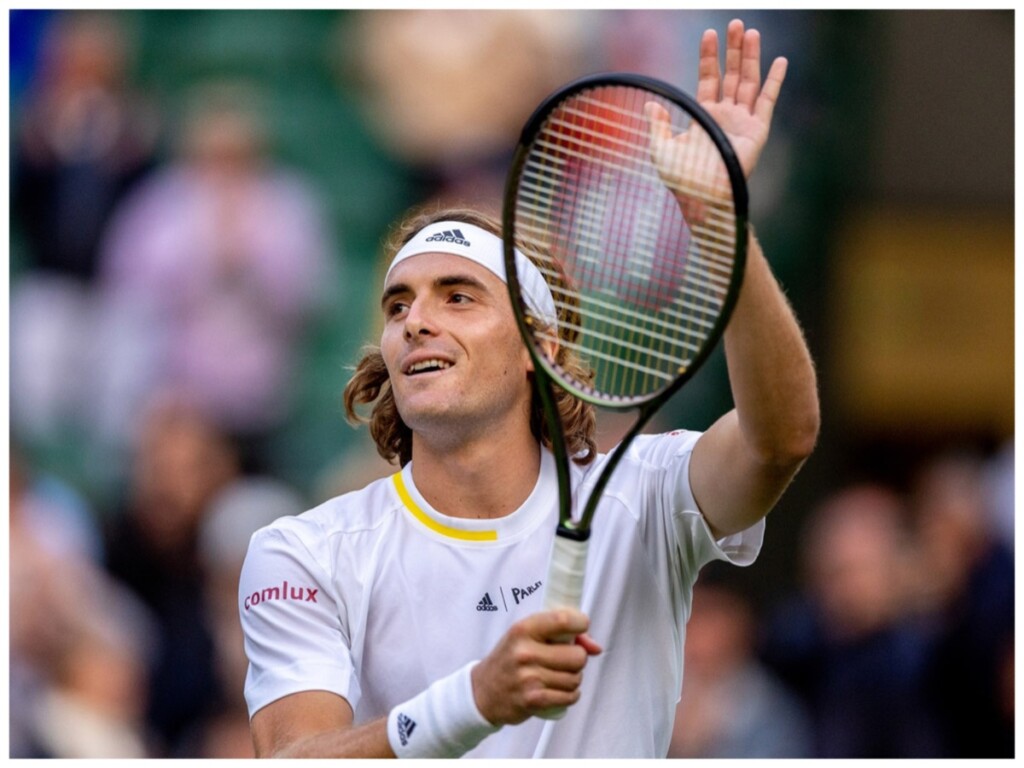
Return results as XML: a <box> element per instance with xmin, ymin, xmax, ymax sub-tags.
<box><xmin>689</xmin><ymin>231</ymin><xmax>819</xmax><ymax>536</ymax></box>
<box><xmin>255</xmin><ymin>662</ymin><xmax>501</xmax><ymax>759</ymax></box>
<box><xmin>722</xmin><ymin>230</ymin><xmax>819</xmax><ymax>465</ymax></box>
<box><xmin>268</xmin><ymin>717</ymin><xmax>394</xmax><ymax>758</ymax></box>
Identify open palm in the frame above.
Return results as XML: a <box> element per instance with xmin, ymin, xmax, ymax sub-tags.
<box><xmin>696</xmin><ymin>20</ymin><xmax>787</xmax><ymax>180</ymax></box>
<box><xmin>648</xmin><ymin>19</ymin><xmax>787</xmax><ymax>193</ymax></box>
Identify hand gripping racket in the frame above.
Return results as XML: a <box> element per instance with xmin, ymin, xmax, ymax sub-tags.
<box><xmin>502</xmin><ymin>73</ymin><xmax>748</xmax><ymax>717</ymax></box>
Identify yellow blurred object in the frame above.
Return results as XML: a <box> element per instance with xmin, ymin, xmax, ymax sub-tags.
<box><xmin>830</xmin><ymin>207</ymin><xmax>1013</xmax><ymax>437</ymax></box>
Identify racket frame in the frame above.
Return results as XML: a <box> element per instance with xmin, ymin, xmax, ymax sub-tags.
<box><xmin>503</xmin><ymin>72</ymin><xmax>749</xmax><ymax>536</ymax></box>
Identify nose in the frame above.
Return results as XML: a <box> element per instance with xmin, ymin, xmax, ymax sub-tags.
<box><xmin>403</xmin><ymin>298</ymin><xmax>438</xmax><ymax>340</ymax></box>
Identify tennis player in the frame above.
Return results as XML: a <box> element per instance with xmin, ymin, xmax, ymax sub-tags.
<box><xmin>240</xmin><ymin>19</ymin><xmax>818</xmax><ymax>758</ymax></box>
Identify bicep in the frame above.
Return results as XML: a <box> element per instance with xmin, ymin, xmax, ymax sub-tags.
<box><xmin>690</xmin><ymin>409</ymin><xmax>803</xmax><ymax>537</ymax></box>
<box><xmin>251</xmin><ymin>690</ymin><xmax>353</xmax><ymax>757</ymax></box>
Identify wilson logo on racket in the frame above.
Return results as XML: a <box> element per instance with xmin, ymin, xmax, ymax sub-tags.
<box><xmin>425</xmin><ymin>228</ymin><xmax>470</xmax><ymax>247</ymax></box>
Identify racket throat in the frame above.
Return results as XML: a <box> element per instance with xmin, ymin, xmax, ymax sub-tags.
<box><xmin>554</xmin><ymin>522</ymin><xmax>591</xmax><ymax>541</ymax></box>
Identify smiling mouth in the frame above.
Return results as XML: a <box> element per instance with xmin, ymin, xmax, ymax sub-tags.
<box><xmin>404</xmin><ymin>359</ymin><xmax>453</xmax><ymax>375</ymax></box>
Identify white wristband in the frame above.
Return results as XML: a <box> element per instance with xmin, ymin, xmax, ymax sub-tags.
<box><xmin>387</xmin><ymin>661</ymin><xmax>501</xmax><ymax>758</ymax></box>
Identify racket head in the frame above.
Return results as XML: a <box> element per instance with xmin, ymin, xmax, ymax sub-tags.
<box><xmin>503</xmin><ymin>73</ymin><xmax>748</xmax><ymax>411</ymax></box>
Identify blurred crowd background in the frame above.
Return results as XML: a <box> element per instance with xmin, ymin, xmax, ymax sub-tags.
<box><xmin>8</xmin><ymin>9</ymin><xmax>1013</xmax><ymax>759</ymax></box>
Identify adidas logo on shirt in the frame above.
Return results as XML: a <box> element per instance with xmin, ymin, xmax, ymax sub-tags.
<box><xmin>476</xmin><ymin>592</ymin><xmax>499</xmax><ymax>612</ymax></box>
<box><xmin>425</xmin><ymin>228</ymin><xmax>470</xmax><ymax>247</ymax></box>
<box><xmin>396</xmin><ymin>712</ymin><xmax>416</xmax><ymax>746</ymax></box>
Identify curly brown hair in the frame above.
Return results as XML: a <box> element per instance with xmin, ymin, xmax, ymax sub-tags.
<box><xmin>343</xmin><ymin>204</ymin><xmax>597</xmax><ymax>468</ymax></box>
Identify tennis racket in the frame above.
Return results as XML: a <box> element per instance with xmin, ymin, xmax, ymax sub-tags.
<box><xmin>502</xmin><ymin>73</ymin><xmax>748</xmax><ymax>717</ymax></box>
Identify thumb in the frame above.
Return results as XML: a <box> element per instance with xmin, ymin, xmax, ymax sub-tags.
<box><xmin>644</xmin><ymin>101</ymin><xmax>672</xmax><ymax>146</ymax></box>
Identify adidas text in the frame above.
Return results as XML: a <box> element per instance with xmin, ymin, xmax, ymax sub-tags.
<box><xmin>426</xmin><ymin>228</ymin><xmax>470</xmax><ymax>247</ymax></box>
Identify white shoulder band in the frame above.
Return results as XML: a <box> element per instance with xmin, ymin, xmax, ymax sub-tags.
<box><xmin>386</xmin><ymin>220</ymin><xmax>558</xmax><ymax>328</ymax></box>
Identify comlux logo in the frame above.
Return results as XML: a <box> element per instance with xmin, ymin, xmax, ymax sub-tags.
<box><xmin>244</xmin><ymin>580</ymin><xmax>319</xmax><ymax>611</ymax></box>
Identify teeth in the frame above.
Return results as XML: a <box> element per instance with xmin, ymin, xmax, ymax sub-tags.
<box><xmin>407</xmin><ymin>359</ymin><xmax>452</xmax><ymax>374</ymax></box>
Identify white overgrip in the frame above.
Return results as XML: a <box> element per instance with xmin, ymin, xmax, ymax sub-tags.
<box><xmin>537</xmin><ymin>532</ymin><xmax>589</xmax><ymax>721</ymax></box>
<box><xmin>544</xmin><ymin>533</ymin><xmax>588</xmax><ymax>615</ymax></box>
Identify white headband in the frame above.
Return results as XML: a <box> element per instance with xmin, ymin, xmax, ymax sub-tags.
<box><xmin>386</xmin><ymin>221</ymin><xmax>558</xmax><ymax>328</ymax></box>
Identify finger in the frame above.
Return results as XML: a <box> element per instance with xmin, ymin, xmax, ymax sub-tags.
<box><xmin>527</xmin><ymin>608</ymin><xmax>590</xmax><ymax>642</ymax></box>
<box><xmin>524</xmin><ymin>684</ymin><xmax>581</xmax><ymax>714</ymax></box>
<box><xmin>695</xmin><ymin>28</ymin><xmax>721</xmax><ymax>105</ymax></box>
<box><xmin>644</xmin><ymin>101</ymin><xmax>672</xmax><ymax>145</ymax></box>
<box><xmin>754</xmin><ymin>56</ymin><xmax>788</xmax><ymax>126</ymax></box>
<box><xmin>537</xmin><ymin>668</ymin><xmax>584</xmax><ymax>693</ymax></box>
<box><xmin>574</xmin><ymin>633</ymin><xmax>603</xmax><ymax>656</ymax></box>
<box><xmin>721</xmin><ymin>19</ymin><xmax>745</xmax><ymax>102</ymax></box>
<box><xmin>736</xmin><ymin>28</ymin><xmax>762</xmax><ymax>111</ymax></box>
<box><xmin>533</xmin><ymin>639</ymin><xmax>590</xmax><ymax>672</ymax></box>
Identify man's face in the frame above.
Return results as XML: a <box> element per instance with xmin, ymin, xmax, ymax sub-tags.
<box><xmin>380</xmin><ymin>251</ymin><xmax>535</xmax><ymax>443</ymax></box>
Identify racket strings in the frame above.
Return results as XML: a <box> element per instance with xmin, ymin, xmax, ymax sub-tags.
<box><xmin>515</xmin><ymin>180</ymin><xmax>739</xmax><ymax>255</ymax></box>
<box><xmin>515</xmin><ymin>84</ymin><xmax>739</xmax><ymax>402</ymax></box>
<box><xmin>520</xmin><ymin>143</ymin><xmax>737</xmax><ymax>233</ymax></box>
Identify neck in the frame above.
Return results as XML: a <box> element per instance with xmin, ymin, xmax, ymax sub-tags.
<box><xmin>410</xmin><ymin>426</ymin><xmax>542</xmax><ymax>520</ymax></box>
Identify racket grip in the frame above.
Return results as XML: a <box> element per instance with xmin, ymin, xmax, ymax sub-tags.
<box><xmin>544</xmin><ymin>531</ymin><xmax>589</xmax><ymax>617</ymax></box>
<box><xmin>537</xmin><ymin>530</ymin><xmax>589</xmax><ymax>721</ymax></box>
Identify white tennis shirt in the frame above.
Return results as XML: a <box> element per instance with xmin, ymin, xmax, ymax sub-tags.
<box><xmin>240</xmin><ymin>430</ymin><xmax>764</xmax><ymax>757</ymax></box>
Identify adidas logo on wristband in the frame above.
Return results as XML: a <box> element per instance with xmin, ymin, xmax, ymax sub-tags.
<box><xmin>396</xmin><ymin>713</ymin><xmax>417</xmax><ymax>746</ymax></box>
<box><xmin>388</xmin><ymin>661</ymin><xmax>501</xmax><ymax>758</ymax></box>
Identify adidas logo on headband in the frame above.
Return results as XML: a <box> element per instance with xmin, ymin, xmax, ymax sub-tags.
<box><xmin>387</xmin><ymin>220</ymin><xmax>558</xmax><ymax>329</ymax></box>
<box><xmin>425</xmin><ymin>229</ymin><xmax>470</xmax><ymax>247</ymax></box>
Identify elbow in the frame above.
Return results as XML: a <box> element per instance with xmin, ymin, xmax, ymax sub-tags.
<box><xmin>756</xmin><ymin>404</ymin><xmax>820</xmax><ymax>472</ymax></box>
<box><xmin>777</xmin><ymin>404</ymin><xmax>821</xmax><ymax>468</ymax></box>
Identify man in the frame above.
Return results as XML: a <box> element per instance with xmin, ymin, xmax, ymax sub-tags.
<box><xmin>239</xmin><ymin>19</ymin><xmax>818</xmax><ymax>758</ymax></box>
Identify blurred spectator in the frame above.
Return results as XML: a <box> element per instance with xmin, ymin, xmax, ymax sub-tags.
<box><xmin>759</xmin><ymin>484</ymin><xmax>943</xmax><ymax>757</ymax></box>
<box><xmin>26</xmin><ymin>573</ymin><xmax>156</xmax><ymax>758</ymax></box>
<box><xmin>348</xmin><ymin>10</ymin><xmax>595</xmax><ymax>204</ymax></box>
<box><xmin>8</xmin><ymin>445</ymin><xmax>103</xmax><ymax>565</ymax></box>
<box><xmin>91</xmin><ymin>79</ymin><xmax>336</xmax><ymax>468</ymax></box>
<box><xmin>669</xmin><ymin>582</ymin><xmax>813</xmax><ymax>758</ymax></box>
<box><xmin>983</xmin><ymin>439</ymin><xmax>1014</xmax><ymax>553</ymax></box>
<box><xmin>102</xmin><ymin>394</ymin><xmax>241</xmax><ymax>754</ymax></box>
<box><xmin>11</xmin><ymin>454</ymin><xmax>156</xmax><ymax>758</ymax></box>
<box><xmin>12</xmin><ymin>10</ymin><xmax>158</xmax><ymax>281</ymax></box>
<box><xmin>177</xmin><ymin>476</ymin><xmax>306</xmax><ymax>757</ymax></box>
<box><xmin>600</xmin><ymin>9</ymin><xmax>689</xmax><ymax>81</ymax></box>
<box><xmin>911</xmin><ymin>452</ymin><xmax>1014</xmax><ymax>757</ymax></box>
<box><xmin>10</xmin><ymin>11</ymin><xmax>159</xmax><ymax>444</ymax></box>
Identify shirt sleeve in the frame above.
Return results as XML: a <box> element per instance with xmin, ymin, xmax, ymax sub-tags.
<box><xmin>239</xmin><ymin>522</ymin><xmax>360</xmax><ymax>718</ymax></box>
<box><xmin>670</xmin><ymin>438</ymin><xmax>765</xmax><ymax>570</ymax></box>
<box><xmin>629</xmin><ymin>431</ymin><xmax>765</xmax><ymax>575</ymax></box>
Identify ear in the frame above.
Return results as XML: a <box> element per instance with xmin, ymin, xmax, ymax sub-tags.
<box><xmin>540</xmin><ymin>338</ymin><xmax>559</xmax><ymax>362</ymax></box>
<box><xmin>526</xmin><ymin>338</ymin><xmax>559</xmax><ymax>374</ymax></box>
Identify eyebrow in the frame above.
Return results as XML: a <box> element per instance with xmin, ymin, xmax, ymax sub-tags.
<box><xmin>380</xmin><ymin>273</ymin><xmax>493</xmax><ymax>309</ymax></box>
